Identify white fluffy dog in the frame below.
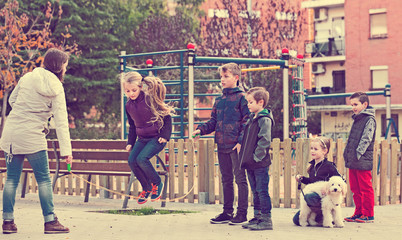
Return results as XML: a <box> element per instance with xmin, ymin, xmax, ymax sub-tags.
<box><xmin>299</xmin><ymin>176</ymin><xmax>347</xmax><ymax>228</ymax></box>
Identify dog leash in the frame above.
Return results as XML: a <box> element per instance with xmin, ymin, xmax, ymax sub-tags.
<box><xmin>298</xmin><ymin>181</ymin><xmax>307</xmax><ymax>199</ymax></box>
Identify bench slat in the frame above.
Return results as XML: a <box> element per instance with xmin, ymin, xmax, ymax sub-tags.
<box><xmin>48</xmin><ymin>150</ymin><xmax>129</xmax><ymax>161</ymax></box>
<box><xmin>48</xmin><ymin>140</ymin><xmax>127</xmax><ymax>150</ymax></box>
<box><xmin>0</xmin><ymin>150</ymin><xmax>129</xmax><ymax>161</ymax></box>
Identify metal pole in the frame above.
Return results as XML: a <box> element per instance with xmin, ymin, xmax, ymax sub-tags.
<box><xmin>188</xmin><ymin>44</ymin><xmax>195</xmax><ymax>137</ymax></box>
<box><xmin>247</xmin><ymin>0</ymin><xmax>253</xmax><ymax>86</ymax></box>
<box><xmin>282</xmin><ymin>49</ymin><xmax>290</xmax><ymax>140</ymax></box>
<box><xmin>180</xmin><ymin>52</ymin><xmax>184</xmax><ymax>138</ymax></box>
<box><xmin>385</xmin><ymin>84</ymin><xmax>391</xmax><ymax>176</ymax></box>
<box><xmin>146</xmin><ymin>59</ymin><xmax>154</xmax><ymax>76</ymax></box>
<box><xmin>120</xmin><ymin>51</ymin><xmax>126</xmax><ymax>140</ymax></box>
<box><xmin>247</xmin><ymin>0</ymin><xmax>252</xmax><ymax>56</ymax></box>
<box><xmin>305</xmin><ymin>90</ymin><xmax>385</xmax><ymax>100</ymax></box>
<box><xmin>385</xmin><ymin>84</ymin><xmax>391</xmax><ymax>141</ymax></box>
<box><xmin>195</xmin><ymin>56</ymin><xmax>285</xmax><ymax>66</ymax></box>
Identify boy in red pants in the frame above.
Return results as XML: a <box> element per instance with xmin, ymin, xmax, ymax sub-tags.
<box><xmin>343</xmin><ymin>92</ymin><xmax>375</xmax><ymax>223</ymax></box>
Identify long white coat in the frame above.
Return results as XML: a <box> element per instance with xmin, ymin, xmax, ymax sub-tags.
<box><xmin>0</xmin><ymin>67</ymin><xmax>72</xmax><ymax>157</ymax></box>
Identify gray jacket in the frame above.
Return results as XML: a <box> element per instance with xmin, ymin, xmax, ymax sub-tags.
<box><xmin>239</xmin><ymin>108</ymin><xmax>274</xmax><ymax>170</ymax></box>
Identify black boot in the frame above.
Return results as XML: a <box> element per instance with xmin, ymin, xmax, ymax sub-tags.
<box><xmin>242</xmin><ymin>213</ymin><xmax>261</xmax><ymax>229</ymax></box>
<box><xmin>249</xmin><ymin>213</ymin><xmax>273</xmax><ymax>230</ymax></box>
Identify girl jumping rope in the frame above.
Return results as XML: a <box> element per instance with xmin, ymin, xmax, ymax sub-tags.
<box><xmin>121</xmin><ymin>72</ymin><xmax>174</xmax><ymax>204</ymax></box>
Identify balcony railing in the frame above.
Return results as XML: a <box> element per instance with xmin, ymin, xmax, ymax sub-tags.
<box><xmin>305</xmin><ymin>37</ymin><xmax>345</xmax><ymax>58</ymax></box>
<box><xmin>307</xmin><ymin>88</ymin><xmax>346</xmax><ymax>106</ymax></box>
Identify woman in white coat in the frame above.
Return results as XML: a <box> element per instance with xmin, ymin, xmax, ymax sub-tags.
<box><xmin>1</xmin><ymin>48</ymin><xmax>73</xmax><ymax>234</ymax></box>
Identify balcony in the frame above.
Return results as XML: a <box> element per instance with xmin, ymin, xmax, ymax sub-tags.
<box><xmin>301</xmin><ymin>0</ymin><xmax>344</xmax><ymax>9</ymax></box>
<box><xmin>305</xmin><ymin>37</ymin><xmax>345</xmax><ymax>63</ymax></box>
<box><xmin>307</xmin><ymin>88</ymin><xmax>346</xmax><ymax>106</ymax></box>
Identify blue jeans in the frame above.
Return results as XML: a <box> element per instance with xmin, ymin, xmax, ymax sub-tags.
<box><xmin>293</xmin><ymin>192</ymin><xmax>323</xmax><ymax>226</ymax></box>
<box><xmin>247</xmin><ymin>167</ymin><xmax>272</xmax><ymax>214</ymax></box>
<box><xmin>218</xmin><ymin>150</ymin><xmax>248</xmax><ymax>216</ymax></box>
<box><xmin>3</xmin><ymin>151</ymin><xmax>55</xmax><ymax>223</ymax></box>
<box><xmin>128</xmin><ymin>137</ymin><xmax>166</xmax><ymax>192</ymax></box>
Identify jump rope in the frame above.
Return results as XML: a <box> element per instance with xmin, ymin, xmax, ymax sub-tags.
<box><xmin>65</xmin><ymin>164</ymin><xmax>195</xmax><ymax>202</ymax></box>
<box><xmin>63</xmin><ymin>135</ymin><xmax>200</xmax><ymax>202</ymax></box>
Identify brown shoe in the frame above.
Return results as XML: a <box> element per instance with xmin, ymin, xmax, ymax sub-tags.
<box><xmin>3</xmin><ymin>220</ymin><xmax>17</xmax><ymax>234</ymax></box>
<box><xmin>44</xmin><ymin>217</ymin><xmax>69</xmax><ymax>234</ymax></box>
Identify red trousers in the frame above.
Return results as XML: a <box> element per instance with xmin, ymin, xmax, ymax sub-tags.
<box><xmin>348</xmin><ymin>169</ymin><xmax>375</xmax><ymax>217</ymax></box>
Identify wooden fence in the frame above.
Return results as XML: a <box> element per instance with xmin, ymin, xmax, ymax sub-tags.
<box><xmin>0</xmin><ymin>138</ymin><xmax>401</xmax><ymax>208</ymax></box>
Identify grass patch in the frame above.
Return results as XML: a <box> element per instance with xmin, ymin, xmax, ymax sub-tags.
<box><xmin>98</xmin><ymin>207</ymin><xmax>197</xmax><ymax>216</ymax></box>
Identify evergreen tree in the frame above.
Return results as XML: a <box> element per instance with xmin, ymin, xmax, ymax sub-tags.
<box><xmin>58</xmin><ymin>0</ymin><xmax>122</xmax><ymax>138</ymax></box>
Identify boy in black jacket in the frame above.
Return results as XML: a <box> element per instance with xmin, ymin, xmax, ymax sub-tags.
<box><xmin>192</xmin><ymin>63</ymin><xmax>250</xmax><ymax>225</ymax></box>
<box><xmin>239</xmin><ymin>87</ymin><xmax>274</xmax><ymax>230</ymax></box>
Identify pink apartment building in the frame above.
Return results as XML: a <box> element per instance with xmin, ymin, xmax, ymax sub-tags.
<box><xmin>302</xmin><ymin>0</ymin><xmax>402</xmax><ymax>140</ymax></box>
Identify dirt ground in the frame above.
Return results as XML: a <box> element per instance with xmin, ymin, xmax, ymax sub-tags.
<box><xmin>1</xmin><ymin>193</ymin><xmax>401</xmax><ymax>240</ymax></box>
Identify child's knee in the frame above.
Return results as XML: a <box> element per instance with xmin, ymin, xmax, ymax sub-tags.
<box><xmin>136</xmin><ymin>156</ymin><xmax>151</xmax><ymax>166</ymax></box>
<box><xmin>293</xmin><ymin>211</ymin><xmax>301</xmax><ymax>226</ymax></box>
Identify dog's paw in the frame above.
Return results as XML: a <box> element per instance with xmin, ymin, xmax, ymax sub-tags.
<box><xmin>323</xmin><ymin>224</ymin><xmax>334</xmax><ymax>228</ymax></box>
<box><xmin>334</xmin><ymin>222</ymin><xmax>345</xmax><ymax>228</ymax></box>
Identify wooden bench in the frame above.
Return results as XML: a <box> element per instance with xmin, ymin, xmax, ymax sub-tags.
<box><xmin>0</xmin><ymin>140</ymin><xmax>168</xmax><ymax>207</ymax></box>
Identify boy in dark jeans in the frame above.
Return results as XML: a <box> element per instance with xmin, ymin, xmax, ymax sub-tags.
<box><xmin>192</xmin><ymin>63</ymin><xmax>250</xmax><ymax>225</ymax></box>
<box><xmin>239</xmin><ymin>87</ymin><xmax>274</xmax><ymax>230</ymax></box>
<box><xmin>343</xmin><ymin>92</ymin><xmax>376</xmax><ymax>223</ymax></box>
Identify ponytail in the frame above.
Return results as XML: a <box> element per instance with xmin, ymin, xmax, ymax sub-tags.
<box><xmin>141</xmin><ymin>76</ymin><xmax>175</xmax><ymax>128</ymax></box>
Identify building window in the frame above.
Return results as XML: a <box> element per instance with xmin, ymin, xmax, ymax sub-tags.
<box><xmin>369</xmin><ymin>8</ymin><xmax>387</xmax><ymax>39</ymax></box>
<box><xmin>239</xmin><ymin>10</ymin><xmax>261</xmax><ymax>19</ymax></box>
<box><xmin>381</xmin><ymin>114</ymin><xmax>398</xmax><ymax>137</ymax></box>
<box><xmin>208</xmin><ymin>9</ymin><xmax>229</xmax><ymax>18</ymax></box>
<box><xmin>371</xmin><ymin>66</ymin><xmax>388</xmax><ymax>89</ymax></box>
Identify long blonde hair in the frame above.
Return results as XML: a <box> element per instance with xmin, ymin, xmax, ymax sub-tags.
<box><xmin>121</xmin><ymin>72</ymin><xmax>175</xmax><ymax>127</ymax></box>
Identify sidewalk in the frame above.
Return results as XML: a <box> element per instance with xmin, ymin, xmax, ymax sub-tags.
<box><xmin>1</xmin><ymin>193</ymin><xmax>401</xmax><ymax>240</ymax></box>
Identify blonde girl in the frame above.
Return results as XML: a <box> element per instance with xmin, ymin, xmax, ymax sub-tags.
<box><xmin>121</xmin><ymin>72</ymin><xmax>174</xmax><ymax>204</ymax></box>
<box><xmin>293</xmin><ymin>137</ymin><xmax>341</xmax><ymax>226</ymax></box>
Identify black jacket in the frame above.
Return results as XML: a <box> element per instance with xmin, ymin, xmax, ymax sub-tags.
<box><xmin>239</xmin><ymin>109</ymin><xmax>274</xmax><ymax>170</ymax></box>
<box><xmin>196</xmin><ymin>87</ymin><xmax>249</xmax><ymax>151</ymax></box>
<box><xmin>300</xmin><ymin>158</ymin><xmax>341</xmax><ymax>184</ymax></box>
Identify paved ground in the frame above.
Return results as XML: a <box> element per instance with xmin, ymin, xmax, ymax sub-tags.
<box><xmin>1</xmin><ymin>193</ymin><xmax>401</xmax><ymax>240</ymax></box>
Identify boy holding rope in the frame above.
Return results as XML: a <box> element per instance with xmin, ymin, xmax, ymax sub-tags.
<box><xmin>192</xmin><ymin>63</ymin><xmax>250</xmax><ymax>225</ymax></box>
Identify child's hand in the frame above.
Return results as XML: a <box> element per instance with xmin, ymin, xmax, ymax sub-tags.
<box><xmin>232</xmin><ymin>143</ymin><xmax>241</xmax><ymax>154</ymax></box>
<box><xmin>158</xmin><ymin>137</ymin><xmax>167</xmax><ymax>144</ymax></box>
<box><xmin>192</xmin><ymin>130</ymin><xmax>201</xmax><ymax>140</ymax></box>
<box><xmin>126</xmin><ymin>144</ymin><xmax>132</xmax><ymax>152</ymax></box>
<box><xmin>295</xmin><ymin>174</ymin><xmax>303</xmax><ymax>182</ymax></box>
<box><xmin>64</xmin><ymin>155</ymin><xmax>73</xmax><ymax>165</ymax></box>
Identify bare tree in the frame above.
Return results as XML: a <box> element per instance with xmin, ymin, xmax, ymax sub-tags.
<box><xmin>198</xmin><ymin>0</ymin><xmax>307</xmax><ymax>59</ymax></box>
